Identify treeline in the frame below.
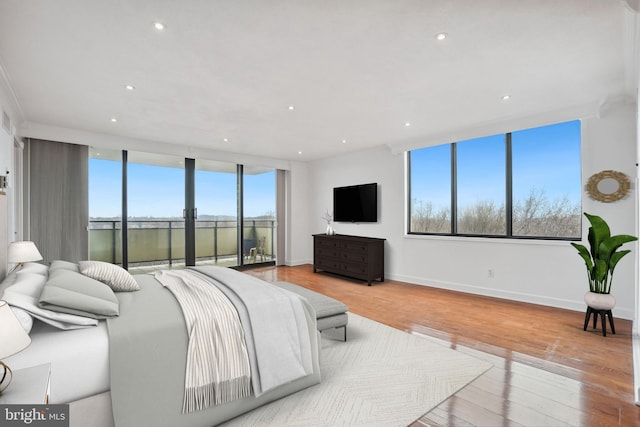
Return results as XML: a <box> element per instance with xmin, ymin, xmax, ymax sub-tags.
<box><xmin>411</xmin><ymin>189</ymin><xmax>580</xmax><ymax>237</ymax></box>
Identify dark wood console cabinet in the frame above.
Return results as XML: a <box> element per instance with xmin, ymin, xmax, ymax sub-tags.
<box><xmin>313</xmin><ymin>234</ymin><xmax>385</xmax><ymax>285</ymax></box>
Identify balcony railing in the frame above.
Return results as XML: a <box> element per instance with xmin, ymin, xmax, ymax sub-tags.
<box><xmin>89</xmin><ymin>219</ymin><xmax>275</xmax><ymax>268</ymax></box>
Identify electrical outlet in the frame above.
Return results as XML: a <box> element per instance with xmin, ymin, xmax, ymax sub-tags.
<box><xmin>488</xmin><ymin>269</ymin><xmax>494</xmax><ymax>278</ymax></box>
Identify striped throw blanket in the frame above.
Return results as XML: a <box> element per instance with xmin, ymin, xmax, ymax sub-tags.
<box><xmin>154</xmin><ymin>270</ymin><xmax>252</xmax><ymax>413</ymax></box>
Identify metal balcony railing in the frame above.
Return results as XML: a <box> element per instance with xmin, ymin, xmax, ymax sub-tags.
<box><xmin>89</xmin><ymin>219</ymin><xmax>275</xmax><ymax>267</ymax></box>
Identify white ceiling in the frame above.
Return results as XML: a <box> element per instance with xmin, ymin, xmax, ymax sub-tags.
<box><xmin>0</xmin><ymin>0</ymin><xmax>635</xmax><ymax>162</ymax></box>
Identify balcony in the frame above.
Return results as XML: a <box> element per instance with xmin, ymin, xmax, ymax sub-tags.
<box><xmin>89</xmin><ymin>219</ymin><xmax>275</xmax><ymax>270</ymax></box>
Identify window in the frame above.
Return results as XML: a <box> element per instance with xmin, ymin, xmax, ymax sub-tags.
<box><xmin>408</xmin><ymin>120</ymin><xmax>581</xmax><ymax>239</ymax></box>
<box><xmin>88</xmin><ymin>148</ymin><xmax>122</xmax><ymax>264</ymax></box>
<box><xmin>457</xmin><ymin>134</ymin><xmax>506</xmax><ymax>235</ymax></box>
<box><xmin>409</xmin><ymin>144</ymin><xmax>451</xmax><ymax>233</ymax></box>
<box><xmin>511</xmin><ymin>121</ymin><xmax>581</xmax><ymax>237</ymax></box>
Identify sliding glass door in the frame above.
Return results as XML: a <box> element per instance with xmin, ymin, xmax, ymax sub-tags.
<box><xmin>242</xmin><ymin>167</ymin><xmax>276</xmax><ymax>265</ymax></box>
<box><xmin>126</xmin><ymin>152</ymin><xmax>185</xmax><ymax>270</ymax></box>
<box><xmin>89</xmin><ymin>149</ymin><xmax>278</xmax><ymax>269</ymax></box>
<box><xmin>88</xmin><ymin>148</ymin><xmax>123</xmax><ymax>265</ymax></box>
<box><xmin>194</xmin><ymin>159</ymin><xmax>239</xmax><ymax>267</ymax></box>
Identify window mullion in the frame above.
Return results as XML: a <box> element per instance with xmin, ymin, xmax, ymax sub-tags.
<box><xmin>451</xmin><ymin>143</ymin><xmax>457</xmax><ymax>235</ymax></box>
<box><xmin>121</xmin><ymin>150</ymin><xmax>128</xmax><ymax>270</ymax></box>
<box><xmin>506</xmin><ymin>133</ymin><xmax>513</xmax><ymax>237</ymax></box>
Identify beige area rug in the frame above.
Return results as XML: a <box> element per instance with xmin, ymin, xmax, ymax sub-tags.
<box><xmin>221</xmin><ymin>313</ymin><xmax>492</xmax><ymax>427</ymax></box>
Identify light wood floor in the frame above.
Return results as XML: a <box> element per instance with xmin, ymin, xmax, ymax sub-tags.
<box><xmin>247</xmin><ymin>264</ymin><xmax>640</xmax><ymax>427</ymax></box>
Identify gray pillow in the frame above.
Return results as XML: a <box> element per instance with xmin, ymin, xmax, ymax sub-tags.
<box><xmin>78</xmin><ymin>260</ymin><xmax>140</xmax><ymax>292</ymax></box>
<box><xmin>39</xmin><ymin>269</ymin><xmax>119</xmax><ymax>319</ymax></box>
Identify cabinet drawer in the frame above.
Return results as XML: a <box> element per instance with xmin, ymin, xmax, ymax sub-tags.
<box><xmin>342</xmin><ymin>251</ymin><xmax>367</xmax><ymax>263</ymax></box>
<box><xmin>341</xmin><ymin>262</ymin><xmax>368</xmax><ymax>276</ymax></box>
<box><xmin>316</xmin><ymin>247</ymin><xmax>339</xmax><ymax>259</ymax></box>
<box><xmin>315</xmin><ymin>258</ymin><xmax>340</xmax><ymax>270</ymax></box>
<box><xmin>316</xmin><ymin>239</ymin><xmax>339</xmax><ymax>249</ymax></box>
<box><xmin>342</xmin><ymin>242</ymin><xmax>368</xmax><ymax>253</ymax></box>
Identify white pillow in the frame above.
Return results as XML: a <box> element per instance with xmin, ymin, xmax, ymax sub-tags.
<box><xmin>1</xmin><ymin>273</ymin><xmax>33</xmax><ymax>333</ymax></box>
<box><xmin>10</xmin><ymin>306</ymin><xmax>33</xmax><ymax>333</ymax></box>
<box><xmin>18</xmin><ymin>262</ymin><xmax>49</xmax><ymax>276</ymax></box>
<box><xmin>2</xmin><ymin>272</ymin><xmax>98</xmax><ymax>330</ymax></box>
<box><xmin>78</xmin><ymin>261</ymin><xmax>139</xmax><ymax>292</ymax></box>
<box><xmin>0</xmin><ymin>271</ymin><xmax>17</xmax><ymax>296</ymax></box>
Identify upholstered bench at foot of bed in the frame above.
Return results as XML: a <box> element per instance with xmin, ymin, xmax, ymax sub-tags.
<box><xmin>272</xmin><ymin>281</ymin><xmax>348</xmax><ymax>341</ymax></box>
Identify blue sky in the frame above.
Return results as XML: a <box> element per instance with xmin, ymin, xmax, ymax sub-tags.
<box><xmin>89</xmin><ymin>160</ymin><xmax>275</xmax><ymax>218</ymax></box>
<box><xmin>410</xmin><ymin>120</ymin><xmax>582</xmax><ymax>209</ymax></box>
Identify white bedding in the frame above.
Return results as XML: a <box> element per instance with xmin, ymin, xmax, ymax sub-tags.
<box><xmin>3</xmin><ymin>319</ymin><xmax>109</xmax><ymax>403</ymax></box>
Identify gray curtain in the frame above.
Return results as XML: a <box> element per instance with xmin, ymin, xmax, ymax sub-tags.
<box><xmin>27</xmin><ymin>139</ymin><xmax>88</xmax><ymax>264</ymax></box>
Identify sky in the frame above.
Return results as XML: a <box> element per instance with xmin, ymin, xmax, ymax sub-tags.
<box><xmin>410</xmin><ymin>120</ymin><xmax>582</xmax><ymax>209</ymax></box>
<box><xmin>90</xmin><ymin>121</ymin><xmax>579</xmax><ymax>218</ymax></box>
<box><xmin>89</xmin><ymin>160</ymin><xmax>275</xmax><ymax>218</ymax></box>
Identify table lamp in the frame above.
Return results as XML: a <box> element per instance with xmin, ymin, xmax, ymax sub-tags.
<box><xmin>0</xmin><ymin>300</ymin><xmax>31</xmax><ymax>395</ymax></box>
<box><xmin>8</xmin><ymin>241</ymin><xmax>43</xmax><ymax>272</ymax></box>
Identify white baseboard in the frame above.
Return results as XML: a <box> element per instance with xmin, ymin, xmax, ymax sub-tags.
<box><xmin>285</xmin><ymin>258</ymin><xmax>312</xmax><ymax>267</ymax></box>
<box><xmin>388</xmin><ymin>272</ymin><xmax>635</xmax><ymax>320</ymax></box>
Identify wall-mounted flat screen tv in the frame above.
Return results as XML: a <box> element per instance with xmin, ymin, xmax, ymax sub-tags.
<box><xmin>333</xmin><ymin>183</ymin><xmax>378</xmax><ymax>222</ymax></box>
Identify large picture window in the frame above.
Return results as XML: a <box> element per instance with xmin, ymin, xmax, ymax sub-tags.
<box><xmin>408</xmin><ymin>120</ymin><xmax>581</xmax><ymax>239</ymax></box>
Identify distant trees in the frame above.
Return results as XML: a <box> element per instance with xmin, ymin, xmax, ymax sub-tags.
<box><xmin>512</xmin><ymin>189</ymin><xmax>580</xmax><ymax>237</ymax></box>
<box><xmin>458</xmin><ymin>200</ymin><xmax>505</xmax><ymax>235</ymax></box>
<box><xmin>411</xmin><ymin>189</ymin><xmax>580</xmax><ymax>238</ymax></box>
<box><xmin>410</xmin><ymin>200</ymin><xmax>450</xmax><ymax>233</ymax></box>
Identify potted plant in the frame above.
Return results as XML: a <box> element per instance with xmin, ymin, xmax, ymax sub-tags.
<box><xmin>571</xmin><ymin>212</ymin><xmax>637</xmax><ymax>309</ymax></box>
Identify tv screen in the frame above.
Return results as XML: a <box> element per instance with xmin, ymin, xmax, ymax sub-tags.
<box><xmin>333</xmin><ymin>183</ymin><xmax>377</xmax><ymax>222</ymax></box>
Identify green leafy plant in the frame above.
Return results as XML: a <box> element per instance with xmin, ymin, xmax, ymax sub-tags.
<box><xmin>571</xmin><ymin>212</ymin><xmax>637</xmax><ymax>294</ymax></box>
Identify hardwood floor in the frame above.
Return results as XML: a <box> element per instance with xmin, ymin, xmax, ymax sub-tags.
<box><xmin>247</xmin><ymin>264</ymin><xmax>640</xmax><ymax>427</ymax></box>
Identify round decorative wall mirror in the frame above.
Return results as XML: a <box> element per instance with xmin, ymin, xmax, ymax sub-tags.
<box><xmin>586</xmin><ymin>170</ymin><xmax>630</xmax><ymax>203</ymax></box>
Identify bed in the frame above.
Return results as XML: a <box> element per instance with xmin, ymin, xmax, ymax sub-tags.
<box><xmin>0</xmin><ymin>261</ymin><xmax>321</xmax><ymax>427</ymax></box>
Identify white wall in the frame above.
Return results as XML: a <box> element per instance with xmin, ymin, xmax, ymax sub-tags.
<box><xmin>303</xmin><ymin>101</ymin><xmax>638</xmax><ymax>319</ymax></box>
<box><xmin>285</xmin><ymin>161</ymin><xmax>312</xmax><ymax>265</ymax></box>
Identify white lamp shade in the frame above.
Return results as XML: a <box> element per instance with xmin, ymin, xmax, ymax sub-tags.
<box><xmin>8</xmin><ymin>241</ymin><xmax>43</xmax><ymax>264</ymax></box>
<box><xmin>0</xmin><ymin>301</ymin><xmax>31</xmax><ymax>359</ymax></box>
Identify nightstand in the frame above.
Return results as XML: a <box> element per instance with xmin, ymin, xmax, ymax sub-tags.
<box><xmin>0</xmin><ymin>363</ymin><xmax>51</xmax><ymax>404</ymax></box>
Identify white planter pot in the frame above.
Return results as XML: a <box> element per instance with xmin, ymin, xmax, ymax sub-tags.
<box><xmin>584</xmin><ymin>291</ymin><xmax>616</xmax><ymax>310</ymax></box>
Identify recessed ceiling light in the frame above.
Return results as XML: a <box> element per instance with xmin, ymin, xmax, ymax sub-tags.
<box><xmin>298</xmin><ymin>151</ymin><xmax>303</xmax><ymax>155</ymax></box>
<box><xmin>110</xmin><ymin>118</ymin><xmax>117</xmax><ymax>123</ymax></box>
<box><xmin>153</xmin><ymin>22</ymin><xmax>165</xmax><ymax>31</ymax></box>
<box><xmin>404</xmin><ymin>122</ymin><xmax>411</xmax><ymax>127</ymax></box>
<box><xmin>342</xmin><ymin>139</ymin><xmax>347</xmax><ymax>144</ymax></box>
<box><xmin>502</xmin><ymin>94</ymin><xmax>511</xmax><ymax>101</ymax></box>
<box><xmin>223</xmin><ymin>138</ymin><xmax>229</xmax><ymax>142</ymax></box>
<box><xmin>435</xmin><ymin>32</ymin><xmax>447</xmax><ymax>41</ymax></box>
<box><xmin>288</xmin><ymin>105</ymin><xmax>295</xmax><ymax>111</ymax></box>
<box><xmin>125</xmin><ymin>84</ymin><xmax>135</xmax><ymax>91</ymax></box>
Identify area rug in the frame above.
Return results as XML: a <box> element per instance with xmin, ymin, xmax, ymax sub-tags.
<box><xmin>221</xmin><ymin>313</ymin><xmax>492</xmax><ymax>427</ymax></box>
